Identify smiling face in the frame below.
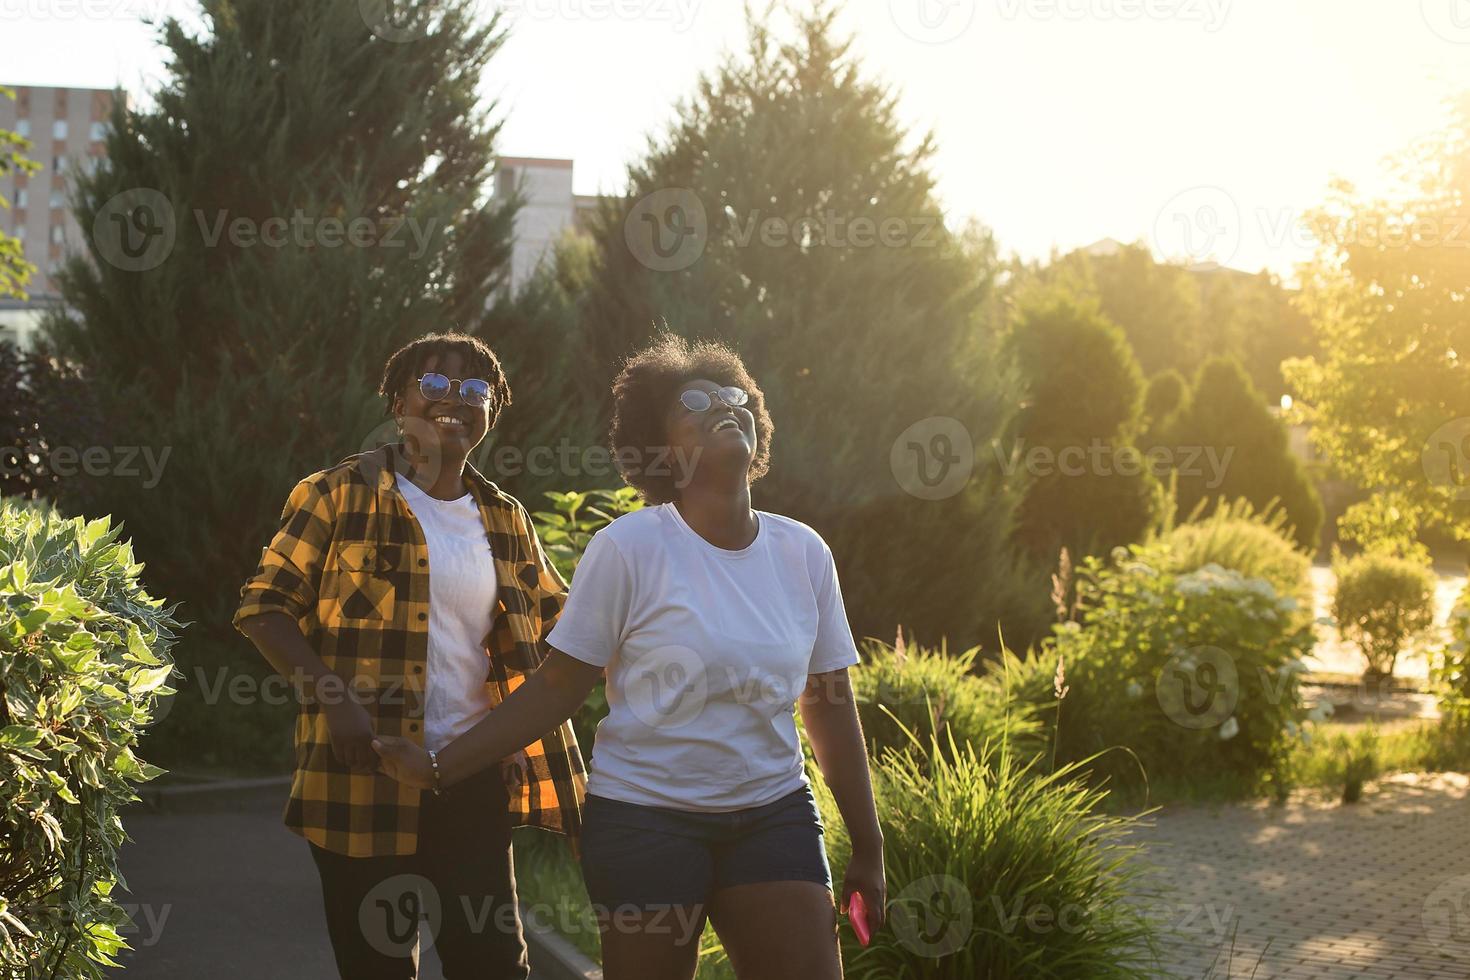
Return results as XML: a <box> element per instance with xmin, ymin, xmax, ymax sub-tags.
<box><xmin>392</xmin><ymin>349</ymin><xmax>492</xmax><ymax>460</ymax></box>
<box><xmin>665</xmin><ymin>378</ymin><xmax>757</xmax><ymax>489</ymax></box>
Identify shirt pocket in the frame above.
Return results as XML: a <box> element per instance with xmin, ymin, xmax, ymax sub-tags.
<box><xmin>329</xmin><ymin>542</ymin><xmax>398</xmax><ymax>622</ymax></box>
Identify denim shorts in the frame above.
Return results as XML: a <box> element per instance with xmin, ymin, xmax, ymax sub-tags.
<box><xmin>578</xmin><ymin>784</ymin><xmax>833</xmax><ymax>910</ymax></box>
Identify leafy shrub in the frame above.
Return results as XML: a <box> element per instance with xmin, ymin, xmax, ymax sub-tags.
<box><xmin>813</xmin><ymin>731</ymin><xmax>1159</xmax><ymax>979</ymax></box>
<box><xmin>852</xmin><ymin>634</ymin><xmax>1046</xmax><ymax>765</ymax></box>
<box><xmin>1153</xmin><ymin>498</ymin><xmax>1311</xmax><ymax>611</ymax></box>
<box><xmin>0</xmin><ymin>498</ymin><xmax>181</xmax><ymax>978</ymax></box>
<box><xmin>1437</xmin><ymin>582</ymin><xmax>1470</xmax><ymax>724</ymax></box>
<box><xmin>1050</xmin><ymin>545</ymin><xmax>1311</xmax><ymax>795</ymax></box>
<box><xmin>533</xmin><ymin>487</ymin><xmax>644</xmax><ymax>583</ymax></box>
<box><xmin>1332</xmin><ymin>550</ymin><xmax>1436</xmax><ymax>678</ymax></box>
<box><xmin>533</xmin><ymin>488</ymin><xmax>644</xmax><ymax>758</ymax></box>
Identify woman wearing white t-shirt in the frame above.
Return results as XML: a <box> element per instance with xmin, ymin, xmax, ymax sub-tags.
<box><xmin>375</xmin><ymin>334</ymin><xmax>885</xmax><ymax>980</ymax></box>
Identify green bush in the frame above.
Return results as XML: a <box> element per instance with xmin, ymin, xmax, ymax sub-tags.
<box><xmin>0</xmin><ymin>498</ymin><xmax>181</xmax><ymax>978</ymax></box>
<box><xmin>533</xmin><ymin>488</ymin><xmax>644</xmax><ymax>758</ymax></box>
<box><xmin>851</xmin><ymin>636</ymin><xmax>1047</xmax><ymax>765</ymax></box>
<box><xmin>1332</xmin><ymin>550</ymin><xmax>1436</xmax><ymax>678</ymax></box>
<box><xmin>813</xmin><ymin>732</ymin><xmax>1160</xmax><ymax>979</ymax></box>
<box><xmin>1436</xmin><ymin>582</ymin><xmax>1470</xmax><ymax>723</ymax></box>
<box><xmin>1050</xmin><ymin>545</ymin><xmax>1311</xmax><ymax>795</ymax></box>
<box><xmin>1153</xmin><ymin>498</ymin><xmax>1312</xmax><ymax>611</ymax></box>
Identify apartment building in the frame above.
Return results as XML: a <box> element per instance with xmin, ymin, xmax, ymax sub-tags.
<box><xmin>0</xmin><ymin>84</ymin><xmax>119</xmax><ymax>348</ymax></box>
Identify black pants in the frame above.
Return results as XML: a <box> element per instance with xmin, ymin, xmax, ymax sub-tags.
<box><xmin>308</xmin><ymin>769</ymin><xmax>529</xmax><ymax>980</ymax></box>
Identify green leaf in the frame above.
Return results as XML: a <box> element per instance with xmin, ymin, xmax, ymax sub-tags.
<box><xmin>127</xmin><ymin>664</ymin><xmax>174</xmax><ymax>694</ymax></box>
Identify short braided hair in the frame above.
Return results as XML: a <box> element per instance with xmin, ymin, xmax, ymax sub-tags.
<box><xmin>379</xmin><ymin>332</ymin><xmax>512</xmax><ymax>427</ymax></box>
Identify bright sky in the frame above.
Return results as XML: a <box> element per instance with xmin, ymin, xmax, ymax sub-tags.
<box><xmin>6</xmin><ymin>0</ymin><xmax>1470</xmax><ymax>279</ymax></box>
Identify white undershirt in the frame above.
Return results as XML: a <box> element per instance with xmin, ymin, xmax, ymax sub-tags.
<box><xmin>395</xmin><ymin>474</ymin><xmax>499</xmax><ymax>752</ymax></box>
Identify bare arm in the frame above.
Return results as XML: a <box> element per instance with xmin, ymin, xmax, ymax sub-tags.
<box><xmin>238</xmin><ymin>611</ymin><xmax>377</xmax><ymax>772</ymax></box>
<box><xmin>799</xmin><ymin>667</ymin><xmax>886</xmax><ymax>928</ymax></box>
<box><xmin>375</xmin><ymin>648</ymin><xmax>604</xmax><ymax>789</ymax></box>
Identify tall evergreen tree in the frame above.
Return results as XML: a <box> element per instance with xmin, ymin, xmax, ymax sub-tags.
<box><xmin>1004</xmin><ymin>289</ymin><xmax>1164</xmax><ymax>563</ymax></box>
<box><xmin>44</xmin><ymin>0</ymin><xmax>517</xmax><ymax>763</ymax></box>
<box><xmin>578</xmin><ymin>3</ymin><xmax>1038</xmax><ymax>649</ymax></box>
<box><xmin>1166</xmin><ymin>356</ymin><xmax>1323</xmax><ymax>550</ymax></box>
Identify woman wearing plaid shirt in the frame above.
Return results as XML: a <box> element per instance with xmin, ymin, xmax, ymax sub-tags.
<box><xmin>376</xmin><ymin>335</ymin><xmax>886</xmax><ymax>980</ymax></box>
<box><xmin>234</xmin><ymin>333</ymin><xmax>584</xmax><ymax>980</ymax></box>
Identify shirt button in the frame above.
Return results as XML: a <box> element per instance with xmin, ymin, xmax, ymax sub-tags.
<box><xmin>418</xmin><ymin>558</ymin><xmax>427</xmax><ymax>568</ymax></box>
<box><xmin>408</xmin><ymin>723</ymin><xmax>419</xmax><ymax>732</ymax></box>
<box><xmin>413</xmin><ymin>665</ymin><xmax>423</xmax><ymax>674</ymax></box>
<box><xmin>417</xmin><ymin>612</ymin><xmax>427</xmax><ymax>622</ymax></box>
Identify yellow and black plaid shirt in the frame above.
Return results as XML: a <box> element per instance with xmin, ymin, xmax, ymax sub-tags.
<box><xmin>232</xmin><ymin>444</ymin><xmax>587</xmax><ymax>858</ymax></box>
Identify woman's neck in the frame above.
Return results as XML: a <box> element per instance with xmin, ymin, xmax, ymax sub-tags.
<box><xmin>674</xmin><ymin>483</ymin><xmax>757</xmax><ymax>550</ymax></box>
<box><xmin>393</xmin><ymin>445</ymin><xmax>468</xmax><ymax>501</ymax></box>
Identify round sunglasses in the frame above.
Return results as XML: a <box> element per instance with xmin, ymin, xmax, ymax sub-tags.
<box><xmin>679</xmin><ymin>386</ymin><xmax>749</xmax><ymax>413</ymax></box>
<box><xmin>417</xmin><ymin>373</ymin><xmax>492</xmax><ymax>409</ymax></box>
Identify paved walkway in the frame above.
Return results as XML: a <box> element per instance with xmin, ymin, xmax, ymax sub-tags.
<box><xmin>1129</xmin><ymin>772</ymin><xmax>1470</xmax><ymax>978</ymax></box>
<box><xmin>111</xmin><ymin>773</ymin><xmax>1470</xmax><ymax>978</ymax></box>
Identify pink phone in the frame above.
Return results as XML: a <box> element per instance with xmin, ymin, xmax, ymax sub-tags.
<box><xmin>847</xmin><ymin>891</ymin><xmax>872</xmax><ymax>946</ymax></box>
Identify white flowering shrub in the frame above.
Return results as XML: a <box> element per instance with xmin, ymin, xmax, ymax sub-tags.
<box><xmin>1047</xmin><ymin>544</ymin><xmax>1312</xmax><ymax>792</ymax></box>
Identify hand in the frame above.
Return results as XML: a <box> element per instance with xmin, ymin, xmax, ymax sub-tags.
<box><xmin>323</xmin><ymin>699</ymin><xmax>378</xmax><ymax>773</ymax></box>
<box><xmin>841</xmin><ymin>840</ymin><xmax>887</xmax><ymax>936</ymax></box>
<box><xmin>372</xmin><ymin>735</ymin><xmax>434</xmax><ymax>789</ymax></box>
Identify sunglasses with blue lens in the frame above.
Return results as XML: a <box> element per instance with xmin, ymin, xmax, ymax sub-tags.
<box><xmin>678</xmin><ymin>386</ymin><xmax>749</xmax><ymax>413</ymax></box>
<box><xmin>418</xmin><ymin>373</ymin><xmax>493</xmax><ymax>409</ymax></box>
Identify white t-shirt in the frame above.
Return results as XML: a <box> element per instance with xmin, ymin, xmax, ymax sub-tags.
<box><xmin>546</xmin><ymin>502</ymin><xmax>861</xmax><ymax>811</ymax></box>
<box><xmin>395</xmin><ymin>474</ymin><xmax>499</xmax><ymax>752</ymax></box>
